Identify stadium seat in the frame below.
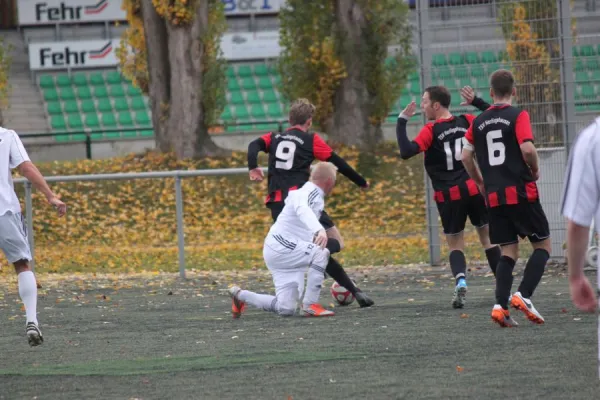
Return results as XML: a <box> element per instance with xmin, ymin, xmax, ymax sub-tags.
<box><xmin>98</xmin><ymin>99</ymin><xmax>113</xmax><ymax>113</ymax></box>
<box><xmin>77</xmin><ymin>87</ymin><xmax>92</xmax><ymax>100</ymax></box>
<box><xmin>67</xmin><ymin>114</ymin><xmax>83</xmax><ymax>129</ymax></box>
<box><xmin>72</xmin><ymin>73</ymin><xmax>87</xmax><ymax>87</ymax></box>
<box><xmin>81</xmin><ymin>100</ymin><xmax>96</xmax><ymax>113</ymax></box>
<box><xmin>575</xmin><ymin>72</ymin><xmax>589</xmax><ymax>83</ymax></box>
<box><xmin>85</xmin><ymin>113</ymin><xmax>100</xmax><ymax>128</ymax></box>
<box><xmin>114</xmin><ymin>98</ymin><xmax>129</xmax><ymax>112</ymax></box>
<box><xmin>60</xmin><ymin>88</ymin><xmax>76</xmax><ymax>101</ymax></box>
<box><xmin>471</xmin><ymin>65</ymin><xmax>485</xmax><ymax>77</ymax></box>
<box><xmin>63</xmin><ymin>100</ymin><xmax>79</xmax><ymax>114</ymax></box>
<box><xmin>262</xmin><ymin>90</ymin><xmax>277</xmax><ymax>103</ymax></box>
<box><xmin>465</xmin><ymin>52</ymin><xmax>481</xmax><ymax>64</ymax></box>
<box><xmin>94</xmin><ymin>86</ymin><xmax>108</xmax><ymax>98</ymax></box>
<box><xmin>586</xmin><ymin>58</ymin><xmax>599</xmax><ymax>71</ymax></box>
<box><xmin>266</xmin><ymin>103</ymin><xmax>282</xmax><ymax>118</ymax></box>
<box><xmin>139</xmin><ymin>129</ymin><xmax>154</xmax><ymax>137</ymax></box>
<box><xmin>39</xmin><ymin>75</ymin><xmax>54</xmax><ymax>89</ymax></box>
<box><xmin>102</xmin><ymin>113</ymin><xmax>117</xmax><ymax>128</ymax></box>
<box><xmin>581</xmin><ymin>85</ymin><xmax>595</xmax><ymax>99</ymax></box>
<box><xmin>226</xmin><ymin>66</ymin><xmax>236</xmax><ymax>79</ymax></box>
<box><xmin>448</xmin><ymin>53</ymin><xmax>463</xmax><ymax>65</ymax></box>
<box><xmin>51</xmin><ymin>115</ymin><xmax>66</xmax><ymax>130</ymax></box>
<box><xmin>258</xmin><ymin>77</ymin><xmax>273</xmax><ymax>90</ymax></box>
<box><xmin>246</xmin><ymin>91</ymin><xmax>261</xmax><ymax>104</ymax></box>
<box><xmin>227</xmin><ymin>78</ymin><xmax>241</xmax><ymax>91</ymax></box>
<box><xmin>47</xmin><ymin>102</ymin><xmax>62</xmax><ymax>115</ymax></box>
<box><xmin>454</xmin><ymin>67</ymin><xmax>469</xmax><ymax>79</ymax></box>
<box><xmin>89</xmin><ymin>73</ymin><xmax>105</xmax><ymax>86</ymax></box>
<box><xmin>234</xmin><ymin>105</ymin><xmax>250</xmax><ymax>120</ymax></box>
<box><xmin>221</xmin><ymin>106</ymin><xmax>232</xmax><ymax>120</ymax></box>
<box><xmin>135</xmin><ymin>111</ymin><xmax>151</xmax><ymax>125</ymax></box>
<box><xmin>579</xmin><ymin>45</ymin><xmax>595</xmax><ymax>57</ymax></box>
<box><xmin>253</xmin><ymin>64</ymin><xmax>269</xmax><ymax>76</ymax></box>
<box><xmin>130</xmin><ymin>97</ymin><xmax>146</xmax><ymax>111</ymax></box>
<box><xmin>106</xmin><ymin>71</ymin><xmax>122</xmax><ymax>84</ymax></box>
<box><xmin>574</xmin><ymin>59</ymin><xmax>586</xmax><ymax>71</ymax></box>
<box><xmin>56</xmin><ymin>75</ymin><xmax>71</xmax><ymax>87</ymax></box>
<box><xmin>110</xmin><ymin>85</ymin><xmax>125</xmax><ymax>98</ymax></box>
<box><xmin>118</xmin><ymin>112</ymin><xmax>134</xmax><ymax>127</ymax></box>
<box><xmin>127</xmin><ymin>85</ymin><xmax>142</xmax><ymax>97</ymax></box>
<box><xmin>436</xmin><ymin>68</ymin><xmax>452</xmax><ymax>80</ymax></box>
<box><xmin>237</xmin><ymin>65</ymin><xmax>253</xmax><ymax>78</ymax></box>
<box><xmin>432</xmin><ymin>54</ymin><xmax>447</xmax><ymax>66</ymax></box>
<box><xmin>498</xmin><ymin>50</ymin><xmax>510</xmax><ymax>61</ymax></box>
<box><xmin>241</xmin><ymin>78</ymin><xmax>256</xmax><ymax>91</ymax></box>
<box><xmin>230</xmin><ymin>91</ymin><xmax>245</xmax><ymax>105</ymax></box>
<box><xmin>480</xmin><ymin>51</ymin><xmax>497</xmax><ymax>63</ymax></box>
<box><xmin>250</xmin><ymin>104</ymin><xmax>266</xmax><ymax>119</ymax></box>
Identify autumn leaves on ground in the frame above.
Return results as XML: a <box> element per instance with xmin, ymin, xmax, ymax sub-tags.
<box><xmin>1</xmin><ymin>143</ymin><xmax>488</xmax><ymax>274</ymax></box>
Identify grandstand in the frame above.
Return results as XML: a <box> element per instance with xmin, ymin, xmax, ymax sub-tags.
<box><xmin>2</xmin><ymin>0</ymin><xmax>600</xmax><ymax>147</ymax></box>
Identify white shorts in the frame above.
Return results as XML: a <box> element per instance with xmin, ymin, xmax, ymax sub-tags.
<box><xmin>0</xmin><ymin>212</ymin><xmax>32</xmax><ymax>264</ymax></box>
<box><xmin>263</xmin><ymin>233</ymin><xmax>330</xmax><ymax>311</ymax></box>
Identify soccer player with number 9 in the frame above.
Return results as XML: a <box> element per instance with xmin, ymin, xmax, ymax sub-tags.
<box><xmin>396</xmin><ymin>85</ymin><xmax>500</xmax><ymax>310</ymax></box>
<box><xmin>247</xmin><ymin>98</ymin><xmax>374</xmax><ymax>308</ymax></box>
<box><xmin>461</xmin><ymin>69</ymin><xmax>552</xmax><ymax>328</ymax></box>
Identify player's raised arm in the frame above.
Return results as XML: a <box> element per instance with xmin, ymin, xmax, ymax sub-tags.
<box><xmin>247</xmin><ymin>132</ymin><xmax>272</xmax><ymax>181</ymax></box>
<box><xmin>312</xmin><ymin>134</ymin><xmax>368</xmax><ymax>189</ymax></box>
<box><xmin>396</xmin><ymin>101</ymin><xmax>433</xmax><ymax>160</ymax></box>
<box><xmin>460</xmin><ymin>86</ymin><xmax>491</xmax><ymax>112</ymax></box>
<box><xmin>461</xmin><ymin>125</ymin><xmax>484</xmax><ymax>193</ymax></box>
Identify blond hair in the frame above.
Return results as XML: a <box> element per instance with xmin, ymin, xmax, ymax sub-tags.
<box><xmin>310</xmin><ymin>162</ymin><xmax>337</xmax><ymax>183</ymax></box>
<box><xmin>289</xmin><ymin>98</ymin><xmax>316</xmax><ymax>126</ymax></box>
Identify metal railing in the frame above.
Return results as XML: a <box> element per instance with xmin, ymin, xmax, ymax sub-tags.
<box><xmin>14</xmin><ymin>167</ymin><xmax>266</xmax><ymax>279</ymax></box>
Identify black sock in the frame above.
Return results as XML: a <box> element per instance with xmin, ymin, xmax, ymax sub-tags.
<box><xmin>326</xmin><ymin>238</ymin><xmax>341</xmax><ymax>254</ymax></box>
<box><xmin>449</xmin><ymin>250</ymin><xmax>467</xmax><ymax>284</ymax></box>
<box><xmin>485</xmin><ymin>246</ymin><xmax>501</xmax><ymax>276</ymax></box>
<box><xmin>495</xmin><ymin>255</ymin><xmax>516</xmax><ymax>309</ymax></box>
<box><xmin>518</xmin><ymin>249</ymin><xmax>550</xmax><ymax>298</ymax></box>
<box><xmin>325</xmin><ymin>257</ymin><xmax>358</xmax><ymax>295</ymax></box>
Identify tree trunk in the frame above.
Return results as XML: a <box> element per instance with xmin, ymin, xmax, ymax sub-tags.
<box><xmin>141</xmin><ymin>0</ymin><xmax>224</xmax><ymax>159</ymax></box>
<box><xmin>329</xmin><ymin>0</ymin><xmax>382</xmax><ymax>149</ymax></box>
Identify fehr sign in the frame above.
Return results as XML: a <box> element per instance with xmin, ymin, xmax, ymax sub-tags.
<box><xmin>17</xmin><ymin>0</ymin><xmax>126</xmax><ymax>25</ymax></box>
<box><xmin>28</xmin><ymin>39</ymin><xmax>121</xmax><ymax>70</ymax></box>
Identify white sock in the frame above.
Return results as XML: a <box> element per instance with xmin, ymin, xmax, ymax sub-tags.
<box><xmin>18</xmin><ymin>271</ymin><xmax>38</xmax><ymax>325</ymax></box>
<box><xmin>238</xmin><ymin>290</ymin><xmax>276</xmax><ymax>312</ymax></box>
<box><xmin>302</xmin><ymin>266</ymin><xmax>325</xmax><ymax>307</ymax></box>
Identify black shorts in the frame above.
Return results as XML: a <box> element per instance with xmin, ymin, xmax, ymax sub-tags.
<box><xmin>267</xmin><ymin>202</ymin><xmax>335</xmax><ymax>230</ymax></box>
<box><xmin>488</xmin><ymin>201</ymin><xmax>550</xmax><ymax>246</ymax></box>
<box><xmin>436</xmin><ymin>194</ymin><xmax>489</xmax><ymax>235</ymax></box>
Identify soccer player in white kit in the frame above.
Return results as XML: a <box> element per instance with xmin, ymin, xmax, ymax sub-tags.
<box><xmin>0</xmin><ymin>127</ymin><xmax>67</xmax><ymax>346</ymax></box>
<box><xmin>561</xmin><ymin>117</ymin><xmax>600</xmax><ymax>377</ymax></box>
<box><xmin>229</xmin><ymin>162</ymin><xmax>338</xmax><ymax>317</ymax></box>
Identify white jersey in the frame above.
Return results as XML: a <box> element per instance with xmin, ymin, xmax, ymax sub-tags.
<box><xmin>268</xmin><ymin>181</ymin><xmax>325</xmax><ymax>242</ymax></box>
<box><xmin>0</xmin><ymin>127</ymin><xmax>30</xmax><ymax>216</ymax></box>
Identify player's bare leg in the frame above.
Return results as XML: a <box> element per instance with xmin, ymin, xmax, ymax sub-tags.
<box><xmin>324</xmin><ymin>227</ymin><xmax>374</xmax><ymax>308</ymax></box>
<box><xmin>475</xmin><ymin>224</ymin><xmax>501</xmax><ymax>276</ymax></box>
<box><xmin>492</xmin><ymin>243</ymin><xmax>519</xmax><ymax>327</ymax></box>
<box><xmin>446</xmin><ymin>232</ymin><xmax>468</xmax><ymax>308</ymax></box>
<box><xmin>510</xmin><ymin>238</ymin><xmax>551</xmax><ymax>324</ymax></box>
<box><xmin>14</xmin><ymin>260</ymin><xmax>43</xmax><ymax>346</ymax></box>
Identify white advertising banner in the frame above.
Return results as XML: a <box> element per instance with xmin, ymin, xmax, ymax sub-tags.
<box><xmin>221</xmin><ymin>31</ymin><xmax>280</xmax><ymax>61</ymax></box>
<box><xmin>221</xmin><ymin>0</ymin><xmax>282</xmax><ymax>15</ymax></box>
<box><xmin>18</xmin><ymin>0</ymin><xmax>126</xmax><ymax>25</ymax></box>
<box><xmin>28</xmin><ymin>39</ymin><xmax>120</xmax><ymax>70</ymax></box>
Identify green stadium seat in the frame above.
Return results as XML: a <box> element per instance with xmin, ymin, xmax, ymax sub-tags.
<box><xmin>109</xmin><ymin>85</ymin><xmax>125</xmax><ymax>97</ymax></box>
<box><xmin>122</xmin><ymin>130</ymin><xmax>138</xmax><ymax>138</ymax></box>
<box><xmin>471</xmin><ymin>65</ymin><xmax>485</xmax><ymax>77</ymax></box>
<box><xmin>241</xmin><ymin>78</ymin><xmax>256</xmax><ymax>90</ymax></box>
<box><xmin>589</xmin><ymin>102</ymin><xmax>600</xmax><ymax>111</ymax></box>
<box><xmin>253</xmin><ymin>64</ymin><xmax>269</xmax><ymax>76</ymax></box>
<box><xmin>81</xmin><ymin>100</ymin><xmax>96</xmax><ymax>113</ymax></box>
<box><xmin>464</xmin><ymin>52</ymin><xmax>479</xmax><ymax>64</ymax></box>
<box><xmin>51</xmin><ymin>115</ymin><xmax>66</xmax><ymax>130</ymax></box>
<box><xmin>475</xmin><ymin>77</ymin><xmax>488</xmax><ymax>89</ymax></box>
<box><xmin>448</xmin><ymin>53</ymin><xmax>463</xmax><ymax>65</ymax></box>
<box><xmin>498</xmin><ymin>50</ymin><xmax>510</xmax><ymax>62</ymax></box>
<box><xmin>114</xmin><ymin>98</ymin><xmax>129</xmax><ymax>111</ymax></box>
<box><xmin>266</xmin><ymin>103</ymin><xmax>282</xmax><ymax>118</ymax></box>
<box><xmin>432</xmin><ymin>54</ymin><xmax>447</xmax><ymax>66</ymax></box>
<box><xmin>67</xmin><ymin>113</ymin><xmax>83</xmax><ymax>129</ymax></box>
<box><xmin>586</xmin><ymin>58</ymin><xmax>599</xmax><ymax>71</ymax></box>
<box><xmin>226</xmin><ymin>66</ymin><xmax>236</xmax><ymax>78</ymax></box>
<box><xmin>106</xmin><ymin>71</ymin><xmax>122</xmax><ymax>84</ymax></box>
<box><xmin>130</xmin><ymin>97</ymin><xmax>146</xmax><ymax>110</ymax></box>
<box><xmin>258</xmin><ymin>77</ymin><xmax>273</xmax><ymax>90</ymax></box>
<box><xmin>454</xmin><ymin>67</ymin><xmax>469</xmax><ymax>79</ymax></box>
<box><xmin>408</xmin><ymin>71</ymin><xmax>420</xmax><ymax>82</ymax></box>
<box><xmin>480</xmin><ymin>50</ymin><xmax>497</xmax><ymax>63</ymax></box>
<box><xmin>234</xmin><ymin>105</ymin><xmax>250</xmax><ymax>120</ymax></box>
<box><xmin>72</xmin><ymin>73</ymin><xmax>87</xmax><ymax>87</ymax></box>
<box><xmin>237</xmin><ymin>65</ymin><xmax>253</xmax><ymax>78</ymax></box>
<box><xmin>89</xmin><ymin>73</ymin><xmax>105</xmax><ymax>86</ymax></box>
<box><xmin>246</xmin><ymin>91</ymin><xmax>261</xmax><ymax>104</ymax></box>
<box><xmin>47</xmin><ymin>102</ymin><xmax>62</xmax><ymax>115</ymax></box>
<box><xmin>39</xmin><ymin>75</ymin><xmax>54</xmax><ymax>89</ymax></box>
<box><xmin>56</xmin><ymin>75</ymin><xmax>71</xmax><ymax>87</ymax></box>
<box><xmin>227</xmin><ymin>78</ymin><xmax>240</xmax><ymax>91</ymax></box>
<box><xmin>409</xmin><ymin>84</ymin><xmax>421</xmax><ymax>95</ymax></box>
<box><xmin>575</xmin><ymin>71</ymin><xmax>589</xmax><ymax>83</ymax></box>
<box><xmin>581</xmin><ymin>85</ymin><xmax>595</xmax><ymax>99</ymax></box>
<box><xmin>262</xmin><ymin>90</ymin><xmax>277</xmax><ymax>103</ymax></box>
<box><xmin>118</xmin><ymin>112</ymin><xmax>134</xmax><ymax>127</ymax></box>
<box><xmin>574</xmin><ymin>59</ymin><xmax>586</xmax><ymax>72</ymax></box>
<box><xmin>445</xmin><ymin>79</ymin><xmax>458</xmax><ymax>90</ymax></box>
<box><xmin>104</xmin><ymin>131</ymin><xmax>121</xmax><ymax>139</ymax></box>
<box><xmin>139</xmin><ymin>129</ymin><xmax>154</xmax><ymax>137</ymax></box>
<box><xmin>597</xmin><ymin>44</ymin><xmax>600</xmax><ymax>56</ymax></box>
<box><xmin>458</xmin><ymin>77</ymin><xmax>472</xmax><ymax>88</ymax></box>
<box><xmin>63</xmin><ymin>100</ymin><xmax>79</xmax><ymax>114</ymax></box>
<box><xmin>127</xmin><ymin>85</ymin><xmax>142</xmax><ymax>96</ymax></box>
<box><xmin>102</xmin><ymin>113</ymin><xmax>117</xmax><ymax>128</ymax></box>
<box><xmin>60</xmin><ymin>87</ymin><xmax>75</xmax><ymax>101</ymax></box>
<box><xmin>399</xmin><ymin>94</ymin><xmax>412</xmax><ymax>107</ymax></box>
<box><xmin>575</xmin><ymin>104</ymin><xmax>588</xmax><ymax>112</ymax></box>
<box><xmin>135</xmin><ymin>111</ymin><xmax>151</xmax><ymax>125</ymax></box>
<box><xmin>436</xmin><ymin>68</ymin><xmax>452</xmax><ymax>80</ymax></box>
<box><xmin>579</xmin><ymin>45</ymin><xmax>595</xmax><ymax>57</ymax></box>
<box><xmin>85</xmin><ymin>113</ymin><xmax>100</xmax><ymax>128</ymax></box>
<box><xmin>77</xmin><ymin>87</ymin><xmax>92</xmax><ymax>100</ymax></box>
<box><xmin>572</xmin><ymin>47</ymin><xmax>579</xmax><ymax>57</ymax></box>
<box><xmin>254</xmin><ymin>123</ymin><xmax>277</xmax><ymax>131</ymax></box>
<box><xmin>221</xmin><ymin>106</ymin><xmax>232</xmax><ymax>120</ymax></box>
<box><xmin>93</xmin><ymin>86</ymin><xmax>108</xmax><ymax>98</ymax></box>
<box><xmin>272</xmin><ymin>75</ymin><xmax>282</xmax><ymax>86</ymax></box>
<box><xmin>90</xmin><ymin>132</ymin><xmax>104</xmax><ymax>140</ymax></box>
<box><xmin>592</xmin><ymin>70</ymin><xmax>600</xmax><ymax>81</ymax></box>
<box><xmin>97</xmin><ymin>99</ymin><xmax>113</xmax><ymax>113</ymax></box>
<box><xmin>250</xmin><ymin>104</ymin><xmax>266</xmax><ymax>119</ymax></box>
<box><xmin>486</xmin><ymin>63</ymin><xmax>500</xmax><ymax>74</ymax></box>
<box><xmin>230</xmin><ymin>91</ymin><xmax>245</xmax><ymax>105</ymax></box>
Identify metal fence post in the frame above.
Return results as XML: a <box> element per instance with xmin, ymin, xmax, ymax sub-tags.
<box><xmin>24</xmin><ymin>182</ymin><xmax>35</xmax><ymax>271</ymax></box>
<box><xmin>174</xmin><ymin>175</ymin><xmax>186</xmax><ymax>279</ymax></box>
<box><xmin>417</xmin><ymin>0</ymin><xmax>441</xmax><ymax>266</ymax></box>
<box><xmin>557</xmin><ymin>0</ymin><xmax>576</xmax><ymax>152</ymax></box>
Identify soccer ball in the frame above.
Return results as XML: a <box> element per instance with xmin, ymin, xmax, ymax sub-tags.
<box><xmin>330</xmin><ymin>281</ymin><xmax>355</xmax><ymax>306</ymax></box>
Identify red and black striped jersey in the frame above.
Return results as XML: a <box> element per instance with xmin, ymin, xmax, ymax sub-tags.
<box><xmin>414</xmin><ymin>114</ymin><xmax>480</xmax><ymax>202</ymax></box>
<box><xmin>260</xmin><ymin>127</ymin><xmax>332</xmax><ymax>204</ymax></box>
<box><xmin>465</xmin><ymin>104</ymin><xmax>538</xmax><ymax>207</ymax></box>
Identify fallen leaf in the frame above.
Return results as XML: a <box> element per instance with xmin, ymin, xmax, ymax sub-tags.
<box><xmin>456</xmin><ymin>366</ymin><xmax>464</xmax><ymax>372</ymax></box>
<box><xmin>460</xmin><ymin>313</ymin><xmax>469</xmax><ymax>319</ymax></box>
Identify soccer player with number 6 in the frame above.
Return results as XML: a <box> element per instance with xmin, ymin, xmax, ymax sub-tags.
<box><xmin>461</xmin><ymin>70</ymin><xmax>552</xmax><ymax>328</ymax></box>
<box><xmin>395</xmin><ymin>85</ymin><xmax>501</xmax><ymax>309</ymax></box>
<box><xmin>247</xmin><ymin>98</ymin><xmax>374</xmax><ymax>308</ymax></box>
